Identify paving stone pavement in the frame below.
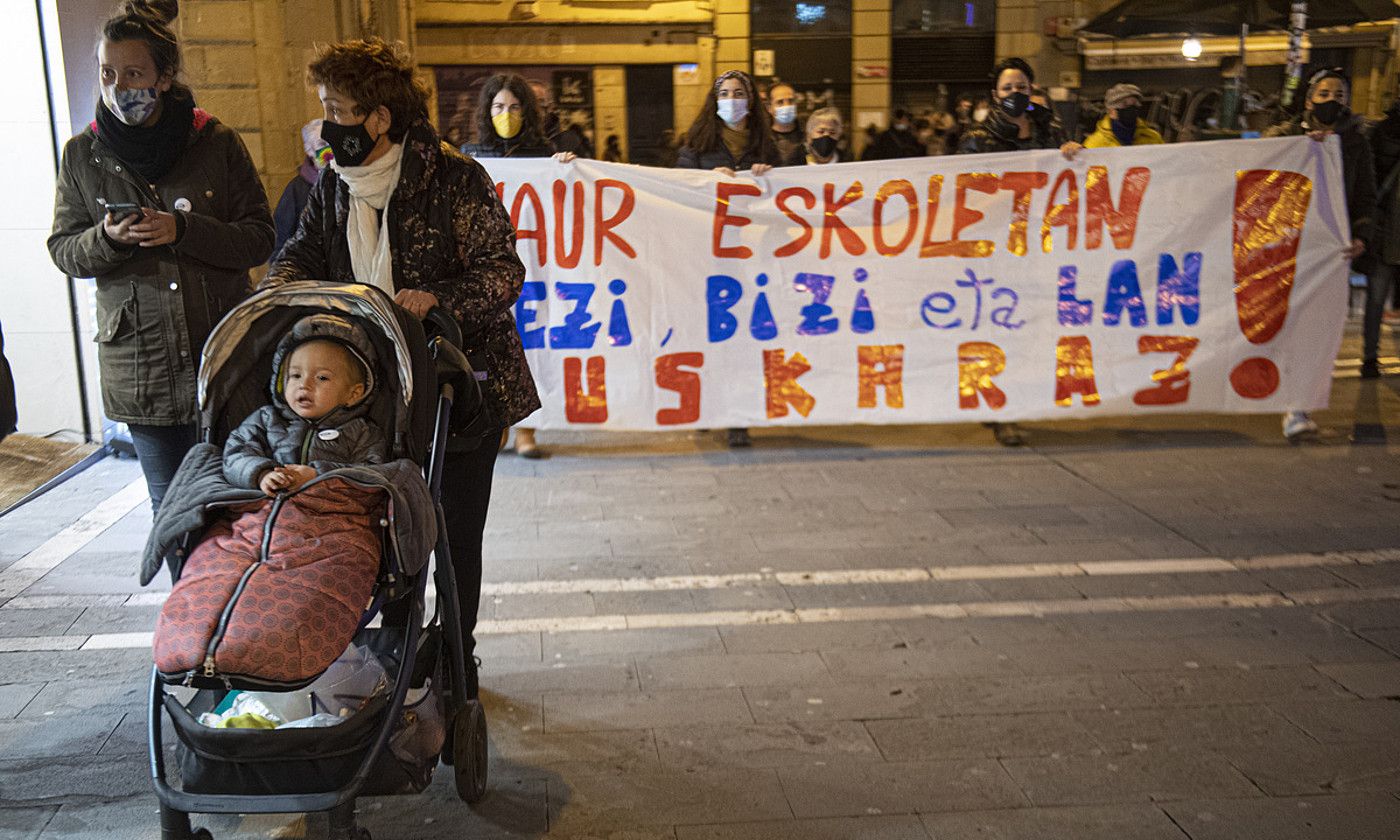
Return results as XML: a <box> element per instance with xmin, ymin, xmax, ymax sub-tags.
<box><xmin>0</xmin><ymin>363</ymin><xmax>1398</xmax><ymax>839</ymax></box>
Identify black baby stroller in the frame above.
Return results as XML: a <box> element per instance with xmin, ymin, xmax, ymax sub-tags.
<box><xmin>145</xmin><ymin>282</ymin><xmax>490</xmax><ymax>840</ymax></box>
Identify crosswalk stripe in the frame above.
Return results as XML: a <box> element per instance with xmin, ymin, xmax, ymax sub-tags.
<box><xmin>0</xmin><ymin>478</ymin><xmax>148</xmax><ymax>603</ymax></box>
<box><xmin>6</xmin><ymin>584</ymin><xmax>1394</xmax><ymax>653</ymax></box>
<box><xmin>1</xmin><ymin>550</ymin><xmax>1396</xmax><ymax>611</ymax></box>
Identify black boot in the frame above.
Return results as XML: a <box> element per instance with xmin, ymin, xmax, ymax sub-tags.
<box><xmin>1361</xmin><ymin>358</ymin><xmax>1381</xmax><ymax>379</ymax></box>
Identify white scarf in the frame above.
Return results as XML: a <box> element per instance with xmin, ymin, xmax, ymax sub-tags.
<box><xmin>332</xmin><ymin>142</ymin><xmax>404</xmax><ymax>295</ymax></box>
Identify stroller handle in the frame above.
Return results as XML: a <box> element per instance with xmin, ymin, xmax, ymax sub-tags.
<box><xmin>423</xmin><ymin>307</ymin><xmax>463</xmax><ymax>352</ymax></box>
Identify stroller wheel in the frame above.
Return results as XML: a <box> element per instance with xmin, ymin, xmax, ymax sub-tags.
<box><xmin>191</xmin><ymin>830</ymin><xmax>213</xmax><ymax>840</ymax></box>
<box><xmin>452</xmin><ymin>699</ymin><xmax>488</xmax><ymax>804</ymax></box>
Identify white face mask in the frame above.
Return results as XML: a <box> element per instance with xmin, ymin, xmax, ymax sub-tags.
<box><xmin>104</xmin><ymin>86</ymin><xmax>160</xmax><ymax>126</ymax></box>
<box><xmin>973</xmin><ymin>107</ymin><xmax>990</xmax><ymax>122</ymax></box>
<box><xmin>774</xmin><ymin>105</ymin><xmax>797</xmax><ymax>126</ymax></box>
<box><xmin>717</xmin><ymin>98</ymin><xmax>749</xmax><ymax>127</ymax></box>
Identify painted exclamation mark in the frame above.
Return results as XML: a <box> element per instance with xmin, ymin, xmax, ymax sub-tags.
<box><xmin>1229</xmin><ymin>169</ymin><xmax>1313</xmax><ymax>398</ymax></box>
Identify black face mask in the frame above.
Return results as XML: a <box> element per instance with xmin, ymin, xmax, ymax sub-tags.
<box><xmin>1000</xmin><ymin>91</ymin><xmax>1030</xmax><ymax>119</ymax></box>
<box><xmin>1311</xmin><ymin>100</ymin><xmax>1346</xmax><ymax>126</ymax></box>
<box><xmin>320</xmin><ymin>119</ymin><xmax>380</xmax><ymax>167</ymax></box>
<box><xmin>1113</xmin><ymin>105</ymin><xmax>1142</xmax><ymax>129</ymax></box>
<box><xmin>810</xmin><ymin>135</ymin><xmax>838</xmax><ymax>159</ymax></box>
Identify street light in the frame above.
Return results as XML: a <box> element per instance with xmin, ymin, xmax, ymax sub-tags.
<box><xmin>1181</xmin><ymin>36</ymin><xmax>1203</xmax><ymax>61</ymax></box>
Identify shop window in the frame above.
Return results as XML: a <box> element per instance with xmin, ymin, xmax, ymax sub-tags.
<box><xmin>892</xmin><ymin>0</ymin><xmax>994</xmax><ymax>33</ymax></box>
<box><xmin>751</xmin><ymin>0</ymin><xmax>851</xmax><ymax>35</ymax></box>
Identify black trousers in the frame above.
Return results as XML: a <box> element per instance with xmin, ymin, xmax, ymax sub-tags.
<box><xmin>128</xmin><ymin>423</ymin><xmax>197</xmax><ymax>514</ymax></box>
<box><xmin>385</xmin><ymin>429</ymin><xmax>501</xmax><ymax>662</ymax></box>
<box><xmin>1366</xmin><ymin>263</ymin><xmax>1396</xmax><ymax>363</ymax></box>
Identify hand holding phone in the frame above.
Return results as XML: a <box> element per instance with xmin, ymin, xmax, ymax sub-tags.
<box><xmin>104</xmin><ymin>202</ymin><xmax>141</xmax><ymax>222</ymax></box>
<box><xmin>102</xmin><ymin>202</ymin><xmax>145</xmax><ymax>245</ymax></box>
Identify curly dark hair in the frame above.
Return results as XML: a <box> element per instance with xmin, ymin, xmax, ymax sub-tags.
<box><xmin>475</xmin><ymin>74</ymin><xmax>548</xmax><ymax>148</ymax></box>
<box><xmin>100</xmin><ymin>0</ymin><xmax>192</xmax><ymax>100</ymax></box>
<box><xmin>682</xmin><ymin>70</ymin><xmax>778</xmax><ymax>161</ymax></box>
<box><xmin>307</xmin><ymin>38</ymin><xmax>429</xmax><ymax>143</ymax></box>
<box><xmin>991</xmin><ymin>57</ymin><xmax>1035</xmax><ymax>86</ymax></box>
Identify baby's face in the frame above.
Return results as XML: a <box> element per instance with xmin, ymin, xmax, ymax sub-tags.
<box><xmin>283</xmin><ymin>341</ymin><xmax>365</xmax><ymax>421</ymax></box>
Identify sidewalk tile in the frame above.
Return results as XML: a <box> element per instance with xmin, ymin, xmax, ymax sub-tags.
<box><xmin>1000</xmin><ymin>750</ymin><xmax>1261</xmax><ymax>806</ymax></box>
<box><xmin>0</xmin><ymin>806</ymin><xmax>55</xmax><ymax>839</ymax></box>
<box><xmin>1125</xmin><ymin>665</ymin><xmax>1356</xmax><ymax>705</ymax></box>
<box><xmin>930</xmin><ymin>673</ymin><xmax>1153</xmax><ymax>714</ymax></box>
<box><xmin>745</xmin><ymin>681</ymin><xmax>936</xmax><ymax>723</ymax></box>
<box><xmin>676</xmin><ymin>815</ymin><xmax>930</xmax><ymax>840</ymax></box>
<box><xmin>544</xmin><ymin>688</ymin><xmax>752</xmax><ymax>732</ymax></box>
<box><xmin>654</xmin><ymin>721</ymin><xmax>880</xmax><ymax>769</ymax></box>
<box><xmin>1070</xmin><ymin>705</ymin><xmax>1305</xmax><ymax>753</ymax></box>
<box><xmin>639</xmin><ymin>652</ymin><xmax>830</xmax><ymax>690</ymax></box>
<box><xmin>0</xmin><ymin>715</ymin><xmax>122</xmax><ymax>760</ymax></box>
<box><xmin>1162</xmin><ymin>794</ymin><xmax>1400</xmax><ymax>840</ymax></box>
<box><xmin>866</xmin><ymin>712</ymin><xmax>1098</xmax><ymax>761</ymax></box>
<box><xmin>0</xmin><ymin>609</ymin><xmax>79</xmax><ymax>639</ymax></box>
<box><xmin>1316</xmin><ymin>662</ymin><xmax>1400</xmax><ymax>698</ymax></box>
<box><xmin>488</xmin><ymin>726</ymin><xmax>658</xmax><ymax>777</ymax></box>
<box><xmin>1270</xmin><ymin>699</ymin><xmax>1400</xmax><ymax>743</ymax></box>
<box><xmin>0</xmin><ymin>684</ymin><xmax>41</xmax><ymax>719</ymax></box>
<box><xmin>549</xmin><ymin>766</ymin><xmax>790</xmax><ymax>828</ymax></box>
<box><xmin>542</xmin><ymin>627</ymin><xmax>724</xmax><ymax>659</ymax></box>
<box><xmin>921</xmin><ymin>804</ymin><xmax>1188</xmax><ymax>840</ymax></box>
<box><xmin>779</xmin><ymin>758</ymin><xmax>1026</xmax><ymax>817</ymax></box>
<box><xmin>488</xmin><ymin>657</ymin><xmax>639</xmax><ymax>694</ymax></box>
<box><xmin>64</xmin><ymin>605</ymin><xmax>159</xmax><ymax>636</ymax></box>
<box><xmin>1213</xmin><ymin>736</ymin><xmax>1400</xmax><ymax>796</ymax></box>
<box><xmin>718</xmin><ymin>621</ymin><xmax>906</xmax><ymax>654</ymax></box>
<box><xmin>0</xmin><ymin>755</ymin><xmax>148</xmax><ymax>804</ymax></box>
<box><xmin>18</xmin><ymin>679</ymin><xmax>143</xmax><ymax>720</ymax></box>
<box><xmin>821</xmin><ymin>640</ymin><xmax>1018</xmax><ymax>680</ymax></box>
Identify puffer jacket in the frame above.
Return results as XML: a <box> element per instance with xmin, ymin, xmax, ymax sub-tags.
<box><xmin>461</xmin><ymin>135</ymin><xmax>554</xmax><ymax>159</ymax></box>
<box><xmin>1265</xmin><ymin>111</ymin><xmax>1377</xmax><ymax>245</ymax></box>
<box><xmin>1082</xmin><ymin>116</ymin><xmax>1165</xmax><ymax>148</ymax></box>
<box><xmin>957</xmin><ymin>107</ymin><xmax>1065</xmax><ymax>154</ymax></box>
<box><xmin>48</xmin><ymin>109</ymin><xmax>274</xmax><ymax>425</ymax></box>
<box><xmin>267</xmin><ymin>119</ymin><xmax>541</xmax><ymax>429</ymax></box>
<box><xmin>222</xmin><ymin>312</ymin><xmax>388</xmax><ymax>488</ymax></box>
<box><xmin>222</xmin><ymin>405</ymin><xmax>385</xmax><ymax>489</ymax></box>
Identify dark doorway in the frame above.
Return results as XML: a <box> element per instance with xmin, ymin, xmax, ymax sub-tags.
<box><xmin>626</xmin><ymin>65</ymin><xmax>674</xmax><ymax>166</ymax></box>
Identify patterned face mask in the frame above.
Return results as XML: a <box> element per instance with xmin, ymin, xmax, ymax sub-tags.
<box><xmin>104</xmin><ymin>86</ymin><xmax>160</xmax><ymax>126</ymax></box>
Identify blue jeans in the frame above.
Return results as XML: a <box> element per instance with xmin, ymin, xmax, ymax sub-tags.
<box><xmin>127</xmin><ymin>423</ymin><xmax>197</xmax><ymax>513</ymax></box>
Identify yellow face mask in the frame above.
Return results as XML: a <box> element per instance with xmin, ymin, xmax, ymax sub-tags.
<box><xmin>492</xmin><ymin>111</ymin><xmax>523</xmax><ymax>139</ymax></box>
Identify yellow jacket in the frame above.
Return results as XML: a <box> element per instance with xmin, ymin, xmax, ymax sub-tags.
<box><xmin>1083</xmin><ymin>116</ymin><xmax>1165</xmax><ymax>148</ymax></box>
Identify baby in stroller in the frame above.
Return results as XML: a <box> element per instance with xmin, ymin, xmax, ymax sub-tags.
<box><xmin>224</xmin><ymin>313</ymin><xmax>387</xmax><ymax>497</ymax></box>
<box><xmin>151</xmin><ymin>309</ymin><xmax>437</xmax><ymax>691</ymax></box>
<box><xmin>145</xmin><ymin>284</ymin><xmax>487</xmax><ymax>840</ymax></box>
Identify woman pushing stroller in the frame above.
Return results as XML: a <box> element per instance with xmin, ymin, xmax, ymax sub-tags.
<box><xmin>265</xmin><ymin>38</ymin><xmax>540</xmax><ymax>699</ymax></box>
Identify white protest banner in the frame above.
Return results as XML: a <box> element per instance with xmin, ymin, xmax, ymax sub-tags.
<box><xmin>479</xmin><ymin>137</ymin><xmax>1349</xmax><ymax>431</ymax></box>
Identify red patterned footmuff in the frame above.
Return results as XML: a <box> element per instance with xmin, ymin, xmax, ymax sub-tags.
<box><xmin>153</xmin><ymin>476</ymin><xmax>383</xmax><ymax>687</ymax></box>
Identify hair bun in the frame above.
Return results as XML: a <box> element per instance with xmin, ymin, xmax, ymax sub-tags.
<box><xmin>121</xmin><ymin>0</ymin><xmax>178</xmax><ymax>25</ymax></box>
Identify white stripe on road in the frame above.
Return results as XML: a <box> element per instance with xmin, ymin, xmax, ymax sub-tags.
<box><xmin>1</xmin><ymin>549</ymin><xmax>1396</xmax><ymax>611</ymax></box>
<box><xmin>7</xmin><ymin>583</ymin><xmax>1395</xmax><ymax>652</ymax></box>
<box><xmin>0</xmin><ymin>478</ymin><xmax>148</xmax><ymax>602</ymax></box>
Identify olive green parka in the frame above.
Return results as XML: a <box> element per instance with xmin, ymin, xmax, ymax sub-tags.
<box><xmin>48</xmin><ymin>109</ymin><xmax>274</xmax><ymax>426</ymax></box>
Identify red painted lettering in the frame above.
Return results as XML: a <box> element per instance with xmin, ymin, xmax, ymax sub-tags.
<box><xmin>713</xmin><ymin>182</ymin><xmax>762</xmax><ymax>259</ymax></box>
<box><xmin>1086</xmin><ymin>166</ymin><xmax>1150</xmax><ymax>250</ymax></box>
<box><xmin>564</xmin><ymin>356</ymin><xmax>608</xmax><ymax>423</ymax></box>
<box><xmin>774</xmin><ymin>187</ymin><xmax>816</xmax><ymax>258</ymax></box>
<box><xmin>654</xmin><ymin>352</ymin><xmax>704</xmax><ymax>425</ymax></box>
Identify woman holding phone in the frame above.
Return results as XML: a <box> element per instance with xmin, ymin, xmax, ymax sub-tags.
<box><xmin>48</xmin><ymin>0</ymin><xmax>273</xmax><ymax>511</ymax></box>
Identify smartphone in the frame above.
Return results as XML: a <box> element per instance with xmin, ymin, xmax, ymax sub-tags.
<box><xmin>104</xmin><ymin>202</ymin><xmax>142</xmax><ymax>222</ymax></box>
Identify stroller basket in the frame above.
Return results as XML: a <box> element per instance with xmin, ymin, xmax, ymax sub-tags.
<box><xmin>169</xmin><ymin>690</ymin><xmax>391</xmax><ymax>797</ymax></box>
